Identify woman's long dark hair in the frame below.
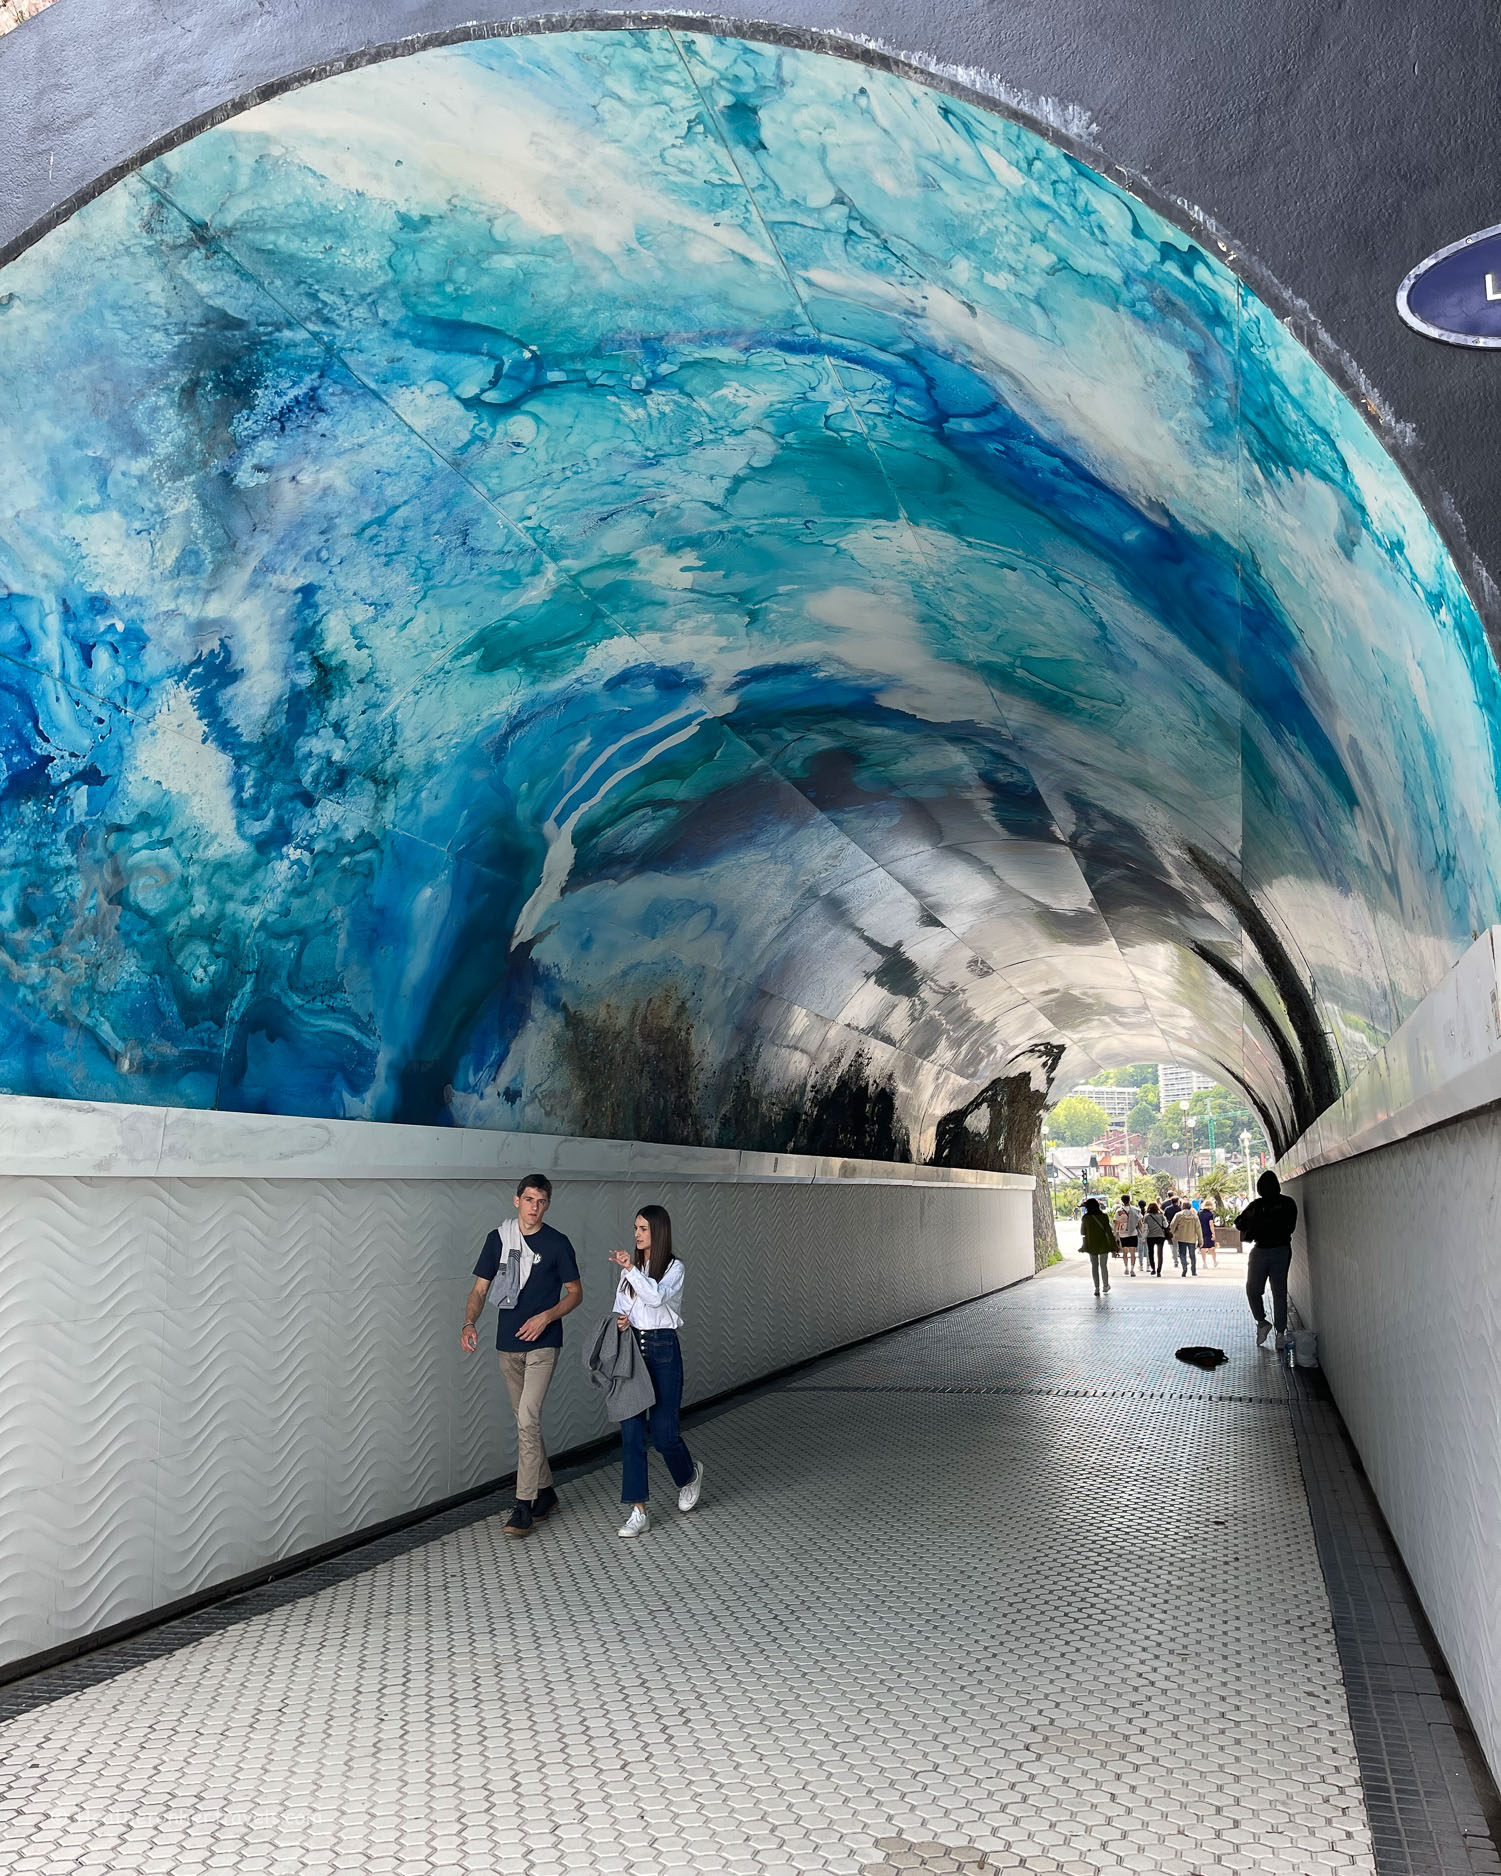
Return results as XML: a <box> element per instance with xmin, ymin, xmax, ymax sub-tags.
<box><xmin>635</xmin><ymin>1205</ymin><xmax>675</xmax><ymax>1282</ymax></box>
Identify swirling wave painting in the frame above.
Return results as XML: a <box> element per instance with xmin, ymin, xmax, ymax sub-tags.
<box><xmin>0</xmin><ymin>31</ymin><xmax>1497</xmax><ymax>1161</ymax></box>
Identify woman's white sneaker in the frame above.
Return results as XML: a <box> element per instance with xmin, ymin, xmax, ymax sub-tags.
<box><xmin>677</xmin><ymin>1463</ymin><xmax>704</xmax><ymax>1512</ymax></box>
<box><xmin>617</xmin><ymin>1505</ymin><xmax>650</xmax><ymax>1538</ymax></box>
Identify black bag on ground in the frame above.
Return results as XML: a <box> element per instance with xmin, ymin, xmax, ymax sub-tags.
<box><xmin>1175</xmin><ymin>1345</ymin><xmax>1228</xmax><ymax>1370</ymax></box>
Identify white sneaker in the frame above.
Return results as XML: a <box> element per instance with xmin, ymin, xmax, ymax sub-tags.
<box><xmin>1256</xmin><ymin>1319</ymin><xmax>1272</xmax><ymax>1346</ymax></box>
<box><xmin>617</xmin><ymin>1505</ymin><xmax>650</xmax><ymax>1538</ymax></box>
<box><xmin>677</xmin><ymin>1463</ymin><xmax>704</xmax><ymax>1513</ymax></box>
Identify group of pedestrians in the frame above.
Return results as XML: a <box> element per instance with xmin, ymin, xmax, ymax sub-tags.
<box><xmin>1081</xmin><ymin>1190</ymin><xmax>1218</xmax><ymax>1289</ymax></box>
<box><xmin>459</xmin><ymin>1174</ymin><xmax>704</xmax><ymax>1542</ymax></box>
<box><xmin>457</xmin><ymin>1162</ymin><xmax>1301</xmax><ymax>1537</ymax></box>
<box><xmin>1074</xmin><ymin>1169</ymin><xmax>1302</xmax><ymax>1349</ymax></box>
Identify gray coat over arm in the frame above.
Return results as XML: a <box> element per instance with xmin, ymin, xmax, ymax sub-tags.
<box><xmin>583</xmin><ymin>1315</ymin><xmax>657</xmax><ymax>1422</ymax></box>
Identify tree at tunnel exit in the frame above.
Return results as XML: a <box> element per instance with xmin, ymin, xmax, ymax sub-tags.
<box><xmin>1126</xmin><ymin>1098</ymin><xmax>1159</xmax><ymax>1142</ymax></box>
<box><xmin>1092</xmin><ymin>1065</ymin><xmax>1160</xmax><ymax>1092</ymax></box>
<box><xmin>1046</xmin><ymin>1097</ymin><xmax>1110</xmax><ymax>1146</ymax></box>
<box><xmin>1051</xmin><ymin>1181</ymin><xmax>1084</xmax><ymax>1218</ymax></box>
<box><xmin>1187</xmin><ymin>1086</ymin><xmax>1272</xmax><ymax>1160</ymax></box>
<box><xmin>1149</xmin><ymin>1101</ymin><xmax>1190</xmax><ymax>1155</ymax></box>
<box><xmin>1195</xmin><ymin>1164</ymin><xmax>1237</xmax><ymax>1207</ymax></box>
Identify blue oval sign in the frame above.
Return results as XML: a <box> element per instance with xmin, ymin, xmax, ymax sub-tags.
<box><xmin>1398</xmin><ymin>225</ymin><xmax>1501</xmax><ymax>347</ymax></box>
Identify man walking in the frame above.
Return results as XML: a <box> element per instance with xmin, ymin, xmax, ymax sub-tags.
<box><xmin>460</xmin><ymin>1174</ymin><xmax>582</xmax><ymax>1537</ymax></box>
<box><xmin>1142</xmin><ymin>1201</ymin><xmax>1169</xmax><ymax>1276</ymax></box>
<box><xmin>1236</xmin><ymin>1170</ymin><xmax>1298</xmax><ymax>1348</ymax></box>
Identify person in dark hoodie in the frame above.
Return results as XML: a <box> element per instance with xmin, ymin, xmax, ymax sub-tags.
<box><xmin>1079</xmin><ymin>1196</ymin><xmax>1115</xmax><ymax>1296</ymax></box>
<box><xmin>1236</xmin><ymin>1170</ymin><xmax>1299</xmax><ymax>1349</ymax></box>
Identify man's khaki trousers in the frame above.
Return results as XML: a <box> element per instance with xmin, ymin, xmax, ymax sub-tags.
<box><xmin>497</xmin><ymin>1347</ymin><xmax>559</xmax><ymax>1499</ymax></box>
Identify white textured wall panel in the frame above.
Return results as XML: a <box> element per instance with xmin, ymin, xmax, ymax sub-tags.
<box><xmin>1288</xmin><ymin>1114</ymin><xmax>1501</xmax><ymax>1784</ymax></box>
<box><xmin>0</xmin><ymin>1167</ymin><xmax>1031</xmax><ymax>1669</ymax></box>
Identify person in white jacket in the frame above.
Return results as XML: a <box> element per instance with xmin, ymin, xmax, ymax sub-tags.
<box><xmin>609</xmin><ymin>1205</ymin><xmax>704</xmax><ymax>1537</ymax></box>
<box><xmin>1170</xmin><ymin>1199</ymin><xmax>1201</xmax><ymax>1275</ymax></box>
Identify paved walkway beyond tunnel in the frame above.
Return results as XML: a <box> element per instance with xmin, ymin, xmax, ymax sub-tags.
<box><xmin>2</xmin><ymin>1256</ymin><xmax>1498</xmax><ymax>1876</ymax></box>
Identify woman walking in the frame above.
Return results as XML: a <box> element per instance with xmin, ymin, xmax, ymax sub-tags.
<box><xmin>610</xmin><ymin>1204</ymin><xmax>704</xmax><ymax>1537</ymax></box>
<box><xmin>1080</xmin><ymin>1197</ymin><xmax>1114</xmax><ymax>1296</ymax></box>
<box><xmin>1142</xmin><ymin>1201</ymin><xmax>1169</xmax><ymax>1276</ymax></box>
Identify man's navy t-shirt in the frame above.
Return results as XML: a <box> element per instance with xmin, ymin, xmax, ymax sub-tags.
<box><xmin>473</xmin><ymin>1222</ymin><xmax>580</xmax><ymax>1352</ymax></box>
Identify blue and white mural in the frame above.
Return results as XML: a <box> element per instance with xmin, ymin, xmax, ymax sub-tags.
<box><xmin>0</xmin><ymin>31</ymin><xmax>1497</xmax><ymax>1159</ymax></box>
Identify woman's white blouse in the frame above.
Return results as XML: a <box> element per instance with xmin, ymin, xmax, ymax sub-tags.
<box><xmin>613</xmin><ymin>1257</ymin><xmax>685</xmax><ymax>1330</ymax></box>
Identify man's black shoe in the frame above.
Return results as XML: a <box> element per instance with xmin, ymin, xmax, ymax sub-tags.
<box><xmin>503</xmin><ymin>1500</ymin><xmax>534</xmax><ymax>1537</ymax></box>
<box><xmin>532</xmin><ymin>1487</ymin><xmax>559</xmax><ymax>1520</ymax></box>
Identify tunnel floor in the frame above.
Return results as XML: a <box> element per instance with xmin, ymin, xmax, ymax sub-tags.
<box><xmin>1</xmin><ymin>1258</ymin><xmax>1493</xmax><ymax>1875</ymax></box>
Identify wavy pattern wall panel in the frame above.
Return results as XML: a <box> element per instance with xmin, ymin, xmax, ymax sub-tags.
<box><xmin>1289</xmin><ymin>1127</ymin><xmax>1501</xmax><ymax>1783</ymax></box>
<box><xmin>0</xmin><ymin>1169</ymin><xmax>1030</xmax><ymax>1668</ymax></box>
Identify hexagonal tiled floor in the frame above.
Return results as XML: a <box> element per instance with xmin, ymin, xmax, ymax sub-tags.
<box><xmin>0</xmin><ymin>1259</ymin><xmax>1377</xmax><ymax>1875</ymax></box>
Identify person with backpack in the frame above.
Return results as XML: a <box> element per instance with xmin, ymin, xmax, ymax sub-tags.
<box><xmin>1170</xmin><ymin>1199</ymin><xmax>1201</xmax><ymax>1274</ymax></box>
<box><xmin>459</xmin><ymin>1173</ymin><xmax>583</xmax><ymax>1539</ymax></box>
<box><xmin>609</xmin><ymin>1204</ymin><xmax>704</xmax><ymax>1537</ymax></box>
<box><xmin>1113</xmin><ymin>1191</ymin><xmax>1142</xmax><ymax>1275</ymax></box>
<box><xmin>1141</xmin><ymin>1201</ymin><xmax>1169</xmax><ymax>1276</ymax></box>
<box><xmin>1080</xmin><ymin>1196</ymin><xmax>1114</xmax><ymax>1295</ymax></box>
<box><xmin>1236</xmin><ymin>1171</ymin><xmax>1299</xmax><ymax>1348</ymax></box>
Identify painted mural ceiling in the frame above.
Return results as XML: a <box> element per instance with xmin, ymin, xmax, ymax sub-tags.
<box><xmin>0</xmin><ymin>30</ymin><xmax>1498</xmax><ymax>1163</ymax></box>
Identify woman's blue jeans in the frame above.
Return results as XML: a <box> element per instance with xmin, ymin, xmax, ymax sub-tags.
<box><xmin>620</xmin><ymin>1329</ymin><xmax>696</xmax><ymax>1504</ymax></box>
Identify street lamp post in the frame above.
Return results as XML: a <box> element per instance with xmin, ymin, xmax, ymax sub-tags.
<box><xmin>1185</xmin><ymin>1116</ymin><xmax>1198</xmax><ymax>1192</ymax></box>
<box><xmin>1240</xmin><ymin>1130</ymin><xmax>1253</xmax><ymax>1202</ymax></box>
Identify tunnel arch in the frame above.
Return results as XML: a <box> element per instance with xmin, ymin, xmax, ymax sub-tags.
<box><xmin>0</xmin><ymin>27</ymin><xmax>1498</xmax><ymax>1164</ymax></box>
